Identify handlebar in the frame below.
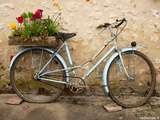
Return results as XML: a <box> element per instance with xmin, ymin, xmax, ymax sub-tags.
<box><xmin>96</xmin><ymin>18</ymin><xmax>127</xmax><ymax>29</ymax></box>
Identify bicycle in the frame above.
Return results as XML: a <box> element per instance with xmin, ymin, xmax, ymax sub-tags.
<box><xmin>9</xmin><ymin>18</ymin><xmax>156</xmax><ymax>108</ymax></box>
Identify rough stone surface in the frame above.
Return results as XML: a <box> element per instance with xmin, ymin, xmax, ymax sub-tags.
<box><xmin>149</xmin><ymin>97</ymin><xmax>160</xmax><ymax>107</ymax></box>
<box><xmin>0</xmin><ymin>0</ymin><xmax>160</xmax><ymax>93</ymax></box>
<box><xmin>0</xmin><ymin>94</ymin><xmax>159</xmax><ymax>120</ymax></box>
<box><xmin>0</xmin><ymin>23</ymin><xmax>4</xmax><ymax>30</ymax></box>
<box><xmin>5</xmin><ymin>95</ymin><xmax>23</xmax><ymax>105</ymax></box>
<box><xmin>104</xmin><ymin>104</ymin><xmax>123</xmax><ymax>112</ymax></box>
<box><xmin>0</xmin><ymin>3</ymin><xmax>15</xmax><ymax>9</ymax></box>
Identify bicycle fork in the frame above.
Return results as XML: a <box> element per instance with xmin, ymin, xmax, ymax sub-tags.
<box><xmin>117</xmin><ymin>50</ymin><xmax>134</xmax><ymax>80</ymax></box>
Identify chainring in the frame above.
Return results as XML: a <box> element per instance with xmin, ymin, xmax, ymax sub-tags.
<box><xmin>68</xmin><ymin>77</ymin><xmax>86</xmax><ymax>95</ymax></box>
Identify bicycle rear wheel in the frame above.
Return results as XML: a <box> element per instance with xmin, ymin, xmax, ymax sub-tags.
<box><xmin>10</xmin><ymin>47</ymin><xmax>67</xmax><ymax>103</ymax></box>
<box><xmin>108</xmin><ymin>50</ymin><xmax>156</xmax><ymax>108</ymax></box>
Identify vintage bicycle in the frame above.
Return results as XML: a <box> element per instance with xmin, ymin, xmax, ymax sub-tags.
<box><xmin>9</xmin><ymin>18</ymin><xmax>156</xmax><ymax>108</ymax></box>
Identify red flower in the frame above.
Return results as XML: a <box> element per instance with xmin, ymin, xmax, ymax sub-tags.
<box><xmin>16</xmin><ymin>16</ymin><xmax>24</xmax><ymax>24</ymax></box>
<box><xmin>32</xmin><ymin>9</ymin><xmax>43</xmax><ymax>20</ymax></box>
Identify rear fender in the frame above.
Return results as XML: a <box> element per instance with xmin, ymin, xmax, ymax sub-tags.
<box><xmin>9</xmin><ymin>47</ymin><xmax>69</xmax><ymax>82</ymax></box>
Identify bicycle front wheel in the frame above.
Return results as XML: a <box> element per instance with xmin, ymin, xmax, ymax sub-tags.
<box><xmin>108</xmin><ymin>50</ymin><xmax>156</xmax><ymax>108</ymax></box>
<box><xmin>10</xmin><ymin>47</ymin><xmax>67</xmax><ymax>103</ymax></box>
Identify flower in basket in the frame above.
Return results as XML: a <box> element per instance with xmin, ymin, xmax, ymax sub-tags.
<box><xmin>9</xmin><ymin>23</ymin><xmax>17</xmax><ymax>30</ymax></box>
<box><xmin>9</xmin><ymin>9</ymin><xmax>60</xmax><ymax>41</ymax></box>
<box><xmin>16</xmin><ymin>16</ymin><xmax>24</xmax><ymax>24</ymax></box>
<box><xmin>32</xmin><ymin>9</ymin><xmax>43</xmax><ymax>20</ymax></box>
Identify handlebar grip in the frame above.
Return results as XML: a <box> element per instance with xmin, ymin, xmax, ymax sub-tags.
<box><xmin>114</xmin><ymin>18</ymin><xmax>126</xmax><ymax>28</ymax></box>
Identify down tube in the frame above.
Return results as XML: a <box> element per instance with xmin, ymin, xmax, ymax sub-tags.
<box><xmin>82</xmin><ymin>46</ymin><xmax>115</xmax><ymax>79</ymax></box>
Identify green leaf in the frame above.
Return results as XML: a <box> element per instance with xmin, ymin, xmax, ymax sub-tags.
<box><xmin>21</xmin><ymin>12</ymin><xmax>28</xmax><ymax>19</ymax></box>
<box><xmin>28</xmin><ymin>12</ymin><xmax>33</xmax><ymax>19</ymax></box>
<box><xmin>13</xmin><ymin>12</ymin><xmax>60</xmax><ymax>39</ymax></box>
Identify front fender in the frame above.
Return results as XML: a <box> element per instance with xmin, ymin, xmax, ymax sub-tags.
<box><xmin>102</xmin><ymin>47</ymin><xmax>136</xmax><ymax>96</ymax></box>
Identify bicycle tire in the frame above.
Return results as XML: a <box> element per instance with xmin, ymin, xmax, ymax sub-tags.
<box><xmin>107</xmin><ymin>50</ymin><xmax>156</xmax><ymax>108</ymax></box>
<box><xmin>10</xmin><ymin>47</ymin><xmax>67</xmax><ymax>103</ymax></box>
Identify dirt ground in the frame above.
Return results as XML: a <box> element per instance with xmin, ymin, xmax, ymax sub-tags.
<box><xmin>0</xmin><ymin>94</ymin><xmax>160</xmax><ymax>120</ymax></box>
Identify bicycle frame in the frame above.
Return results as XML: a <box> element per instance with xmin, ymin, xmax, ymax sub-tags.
<box><xmin>39</xmin><ymin>41</ymin><xmax>116</xmax><ymax>80</ymax></box>
<box><xmin>38</xmin><ymin>35</ymin><xmax>134</xmax><ymax>84</ymax></box>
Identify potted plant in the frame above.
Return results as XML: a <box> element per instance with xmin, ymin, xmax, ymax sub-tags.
<box><xmin>8</xmin><ymin>9</ymin><xmax>60</xmax><ymax>47</ymax></box>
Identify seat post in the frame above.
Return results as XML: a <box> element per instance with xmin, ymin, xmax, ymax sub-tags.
<box><xmin>64</xmin><ymin>42</ymin><xmax>73</xmax><ymax>65</ymax></box>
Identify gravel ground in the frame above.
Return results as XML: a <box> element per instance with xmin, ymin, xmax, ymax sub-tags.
<box><xmin>0</xmin><ymin>94</ymin><xmax>160</xmax><ymax>120</ymax></box>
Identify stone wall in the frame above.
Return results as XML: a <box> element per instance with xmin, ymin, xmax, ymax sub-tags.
<box><xmin>0</xmin><ymin>0</ymin><xmax>160</xmax><ymax>92</ymax></box>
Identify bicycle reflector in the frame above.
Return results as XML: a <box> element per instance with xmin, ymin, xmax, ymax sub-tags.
<box><xmin>131</xmin><ymin>41</ymin><xmax>136</xmax><ymax>47</ymax></box>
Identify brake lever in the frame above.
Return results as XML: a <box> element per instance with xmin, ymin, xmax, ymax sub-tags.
<box><xmin>96</xmin><ymin>23</ymin><xmax>111</xmax><ymax>29</ymax></box>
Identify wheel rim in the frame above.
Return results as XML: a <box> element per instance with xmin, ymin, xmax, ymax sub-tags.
<box><xmin>10</xmin><ymin>48</ymin><xmax>66</xmax><ymax>103</ymax></box>
<box><xmin>108</xmin><ymin>51</ymin><xmax>155</xmax><ymax>107</ymax></box>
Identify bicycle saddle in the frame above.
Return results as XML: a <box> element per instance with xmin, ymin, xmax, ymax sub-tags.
<box><xmin>55</xmin><ymin>32</ymin><xmax>76</xmax><ymax>42</ymax></box>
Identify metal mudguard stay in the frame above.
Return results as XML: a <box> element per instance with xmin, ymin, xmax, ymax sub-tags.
<box><xmin>102</xmin><ymin>47</ymin><xmax>136</xmax><ymax>96</ymax></box>
<box><xmin>9</xmin><ymin>47</ymin><xmax>69</xmax><ymax>82</ymax></box>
